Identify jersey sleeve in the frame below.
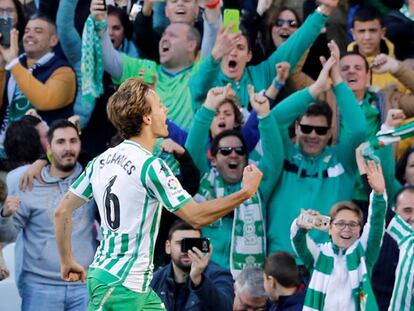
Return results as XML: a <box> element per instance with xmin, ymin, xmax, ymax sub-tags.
<box><xmin>144</xmin><ymin>158</ymin><xmax>192</xmax><ymax>213</ymax></box>
<box><xmin>69</xmin><ymin>159</ymin><xmax>95</xmax><ymax>201</ymax></box>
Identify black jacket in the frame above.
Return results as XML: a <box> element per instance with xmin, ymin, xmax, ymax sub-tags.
<box><xmin>150</xmin><ymin>262</ymin><xmax>234</xmax><ymax>311</ymax></box>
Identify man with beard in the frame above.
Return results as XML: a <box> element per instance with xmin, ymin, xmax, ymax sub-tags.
<box><xmin>53</xmin><ymin>79</ymin><xmax>262</xmax><ymax>310</ymax></box>
<box><xmin>150</xmin><ymin>220</ymin><xmax>234</xmax><ymax>311</ymax></box>
<box><xmin>0</xmin><ymin>119</ymin><xmax>97</xmax><ymax>311</ymax></box>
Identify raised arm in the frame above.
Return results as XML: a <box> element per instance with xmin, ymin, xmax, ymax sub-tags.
<box><xmin>185</xmin><ymin>84</ymin><xmax>234</xmax><ymax>175</ymax></box>
<box><xmin>270</xmin><ymin>55</ymin><xmax>336</xmax><ymax>128</ymax></box>
<box><xmin>189</xmin><ymin>25</ymin><xmax>242</xmax><ymax>112</ymax></box>
<box><xmin>132</xmin><ymin>0</ymin><xmax>161</xmax><ymax>62</ymax></box>
<box><xmin>90</xmin><ymin>0</ymin><xmax>124</xmax><ymax>80</ymax></box>
<box><xmin>175</xmin><ymin>164</ymin><xmax>263</xmax><ymax>228</ymax></box>
<box><xmin>360</xmin><ymin>161</ymin><xmax>387</xmax><ymax>269</ymax></box>
<box><xmin>56</xmin><ymin>0</ymin><xmax>81</xmax><ymax>65</ymax></box>
<box><xmin>290</xmin><ymin>210</ymin><xmax>321</xmax><ymax>270</ymax></box>
<box><xmin>248</xmin><ymin>85</ymin><xmax>284</xmax><ymax>205</ymax></box>
<box><xmin>200</xmin><ymin>2</ymin><xmax>222</xmax><ymax>58</ymax></box>
<box><xmin>249</xmin><ymin>0</ymin><xmax>338</xmax><ymax>83</ymax></box>
<box><xmin>329</xmin><ymin>39</ymin><xmax>367</xmax><ymax>172</ymax></box>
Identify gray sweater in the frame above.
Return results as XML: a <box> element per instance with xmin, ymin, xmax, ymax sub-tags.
<box><xmin>0</xmin><ymin>163</ymin><xmax>97</xmax><ymax>286</ymax></box>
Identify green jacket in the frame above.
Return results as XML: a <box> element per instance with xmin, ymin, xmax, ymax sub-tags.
<box><xmin>267</xmin><ymin>82</ymin><xmax>368</xmax><ymax>260</ymax></box>
<box><xmin>114</xmin><ymin>54</ymin><xmax>200</xmax><ymax>130</ymax></box>
<box><xmin>189</xmin><ymin>11</ymin><xmax>328</xmax><ymax>111</ymax></box>
<box><xmin>186</xmin><ymin>106</ymin><xmax>284</xmax><ymax>269</ymax></box>
<box><xmin>351</xmin><ymin>90</ymin><xmax>401</xmax><ymax>203</ymax></box>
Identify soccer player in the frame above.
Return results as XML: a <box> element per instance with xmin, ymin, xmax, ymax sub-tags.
<box><xmin>53</xmin><ymin>78</ymin><xmax>262</xmax><ymax>311</ymax></box>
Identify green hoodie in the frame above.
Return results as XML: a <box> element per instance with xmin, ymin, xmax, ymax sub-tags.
<box><xmin>189</xmin><ymin>11</ymin><xmax>328</xmax><ymax>111</ymax></box>
<box><xmin>267</xmin><ymin>82</ymin><xmax>368</xmax><ymax>261</ymax></box>
<box><xmin>186</xmin><ymin>106</ymin><xmax>284</xmax><ymax>269</ymax></box>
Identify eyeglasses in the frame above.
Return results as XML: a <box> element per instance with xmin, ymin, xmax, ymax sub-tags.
<box><xmin>275</xmin><ymin>18</ymin><xmax>298</xmax><ymax>28</ymax></box>
<box><xmin>332</xmin><ymin>221</ymin><xmax>361</xmax><ymax>230</ymax></box>
<box><xmin>299</xmin><ymin>124</ymin><xmax>330</xmax><ymax>135</ymax></box>
<box><xmin>217</xmin><ymin>146</ymin><xmax>246</xmax><ymax>156</ymax></box>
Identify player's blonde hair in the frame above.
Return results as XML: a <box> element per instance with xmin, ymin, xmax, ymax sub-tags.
<box><xmin>107</xmin><ymin>78</ymin><xmax>152</xmax><ymax>139</ymax></box>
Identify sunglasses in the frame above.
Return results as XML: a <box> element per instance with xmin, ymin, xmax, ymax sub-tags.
<box><xmin>275</xmin><ymin>18</ymin><xmax>298</xmax><ymax>28</ymax></box>
<box><xmin>218</xmin><ymin>146</ymin><xmax>246</xmax><ymax>156</ymax></box>
<box><xmin>299</xmin><ymin>124</ymin><xmax>330</xmax><ymax>135</ymax></box>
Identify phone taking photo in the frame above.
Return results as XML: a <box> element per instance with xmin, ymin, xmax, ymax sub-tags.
<box><xmin>223</xmin><ymin>9</ymin><xmax>240</xmax><ymax>33</ymax></box>
<box><xmin>181</xmin><ymin>238</ymin><xmax>210</xmax><ymax>253</ymax></box>
<box><xmin>297</xmin><ymin>210</ymin><xmax>331</xmax><ymax>231</ymax></box>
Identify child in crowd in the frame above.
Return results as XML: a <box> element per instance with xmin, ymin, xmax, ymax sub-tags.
<box><xmin>263</xmin><ymin>251</ymin><xmax>306</xmax><ymax>311</ymax></box>
<box><xmin>291</xmin><ymin>159</ymin><xmax>387</xmax><ymax>310</ymax></box>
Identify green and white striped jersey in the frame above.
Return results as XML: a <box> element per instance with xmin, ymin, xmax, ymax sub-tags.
<box><xmin>70</xmin><ymin>140</ymin><xmax>191</xmax><ymax>292</ymax></box>
<box><xmin>387</xmin><ymin>215</ymin><xmax>414</xmax><ymax>311</ymax></box>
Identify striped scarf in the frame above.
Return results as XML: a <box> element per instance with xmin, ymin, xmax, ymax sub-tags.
<box><xmin>196</xmin><ymin>168</ymin><xmax>266</xmax><ymax>277</ymax></box>
<box><xmin>80</xmin><ymin>16</ymin><xmax>106</xmax><ymax>119</ymax></box>
<box><xmin>387</xmin><ymin>215</ymin><xmax>414</xmax><ymax>311</ymax></box>
<box><xmin>303</xmin><ymin>241</ymin><xmax>378</xmax><ymax>311</ymax></box>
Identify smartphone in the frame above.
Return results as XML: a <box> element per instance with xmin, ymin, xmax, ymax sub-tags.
<box><xmin>129</xmin><ymin>2</ymin><xmax>142</xmax><ymax>21</ymax></box>
<box><xmin>0</xmin><ymin>16</ymin><xmax>12</xmax><ymax>47</ymax></box>
<box><xmin>181</xmin><ymin>238</ymin><xmax>210</xmax><ymax>253</ymax></box>
<box><xmin>223</xmin><ymin>9</ymin><xmax>240</xmax><ymax>33</ymax></box>
<box><xmin>313</xmin><ymin>215</ymin><xmax>331</xmax><ymax>231</ymax></box>
<box><xmin>297</xmin><ymin>210</ymin><xmax>331</xmax><ymax>231</ymax></box>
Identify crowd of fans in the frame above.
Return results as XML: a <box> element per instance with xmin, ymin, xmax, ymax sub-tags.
<box><xmin>0</xmin><ymin>0</ymin><xmax>413</xmax><ymax>310</ymax></box>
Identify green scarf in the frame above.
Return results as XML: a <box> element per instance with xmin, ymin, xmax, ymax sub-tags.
<box><xmin>362</xmin><ymin>119</ymin><xmax>414</xmax><ymax>162</ymax></box>
<box><xmin>80</xmin><ymin>16</ymin><xmax>106</xmax><ymax>116</ymax></box>
<box><xmin>302</xmin><ymin>242</ymin><xmax>378</xmax><ymax>311</ymax></box>
<box><xmin>197</xmin><ymin>168</ymin><xmax>266</xmax><ymax>277</ymax></box>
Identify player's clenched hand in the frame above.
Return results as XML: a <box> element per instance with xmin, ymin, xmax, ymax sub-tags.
<box><xmin>61</xmin><ymin>260</ymin><xmax>86</xmax><ymax>283</ymax></box>
<box><xmin>242</xmin><ymin>165</ymin><xmax>263</xmax><ymax>197</ymax></box>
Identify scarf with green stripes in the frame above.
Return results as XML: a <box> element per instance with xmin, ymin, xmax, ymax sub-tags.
<box><xmin>304</xmin><ymin>242</ymin><xmax>378</xmax><ymax>311</ymax></box>
<box><xmin>197</xmin><ymin>167</ymin><xmax>266</xmax><ymax>277</ymax></box>
<box><xmin>80</xmin><ymin>16</ymin><xmax>106</xmax><ymax>121</ymax></box>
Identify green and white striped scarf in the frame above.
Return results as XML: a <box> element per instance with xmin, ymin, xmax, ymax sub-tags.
<box><xmin>80</xmin><ymin>16</ymin><xmax>106</xmax><ymax>120</ymax></box>
<box><xmin>303</xmin><ymin>242</ymin><xmax>378</xmax><ymax>311</ymax></box>
<box><xmin>197</xmin><ymin>168</ymin><xmax>266</xmax><ymax>277</ymax></box>
<box><xmin>387</xmin><ymin>215</ymin><xmax>414</xmax><ymax>311</ymax></box>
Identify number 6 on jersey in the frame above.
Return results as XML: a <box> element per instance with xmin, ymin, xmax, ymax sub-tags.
<box><xmin>104</xmin><ymin>175</ymin><xmax>120</xmax><ymax>230</ymax></box>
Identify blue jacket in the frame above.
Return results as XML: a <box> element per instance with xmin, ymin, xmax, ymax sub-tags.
<box><xmin>268</xmin><ymin>284</ymin><xmax>306</xmax><ymax>311</ymax></box>
<box><xmin>150</xmin><ymin>262</ymin><xmax>234</xmax><ymax>311</ymax></box>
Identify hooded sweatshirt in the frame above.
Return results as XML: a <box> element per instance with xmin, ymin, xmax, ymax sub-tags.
<box><xmin>0</xmin><ymin>163</ymin><xmax>97</xmax><ymax>288</ymax></box>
